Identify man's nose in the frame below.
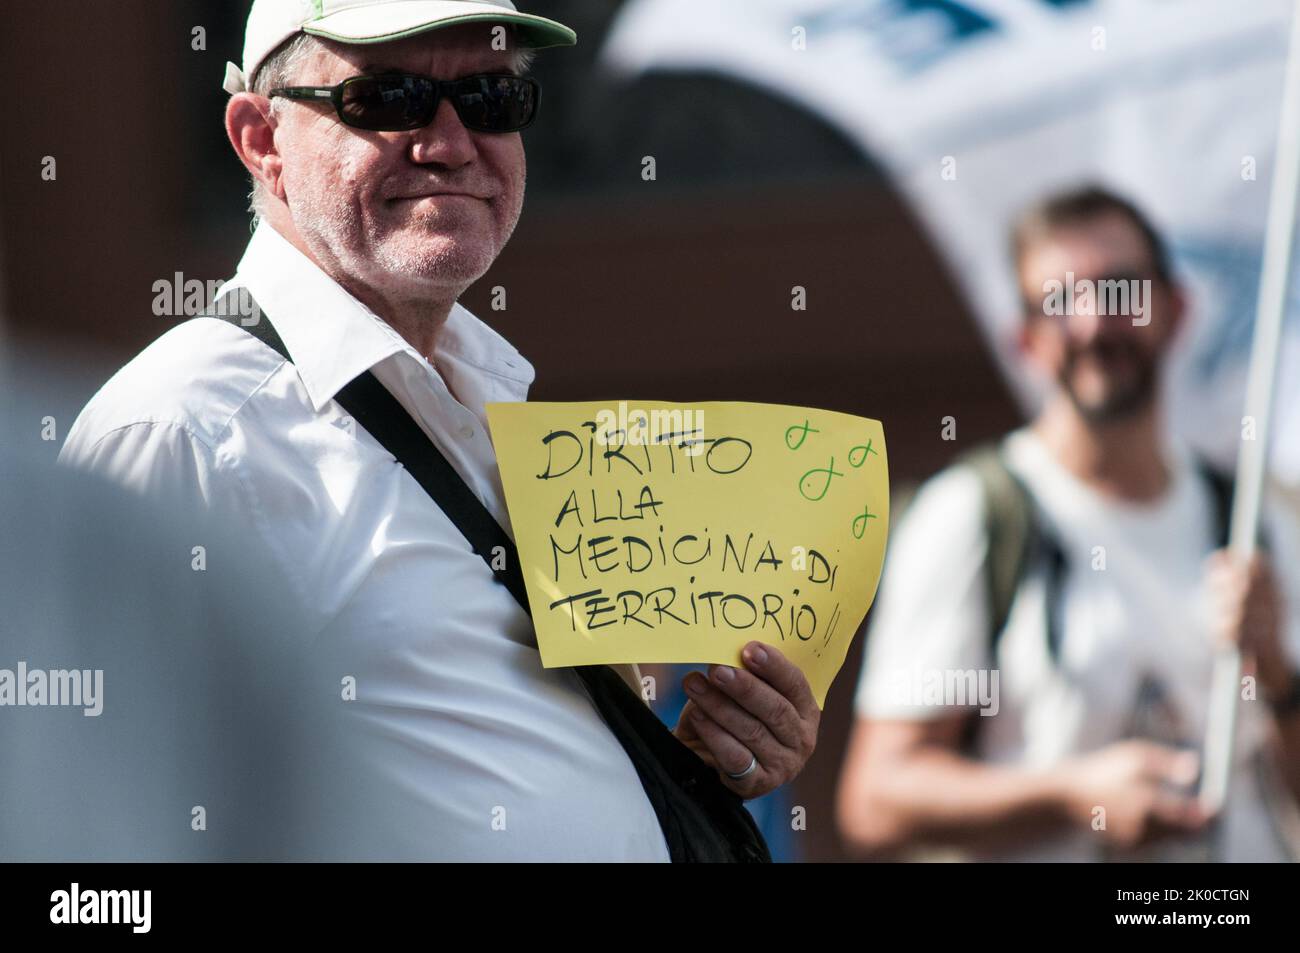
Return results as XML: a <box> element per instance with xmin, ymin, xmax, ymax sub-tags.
<box><xmin>408</xmin><ymin>97</ymin><xmax>476</xmax><ymax>167</ymax></box>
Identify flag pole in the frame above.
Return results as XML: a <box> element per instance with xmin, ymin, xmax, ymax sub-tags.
<box><xmin>1199</xmin><ymin>0</ymin><xmax>1300</xmax><ymax>816</ymax></box>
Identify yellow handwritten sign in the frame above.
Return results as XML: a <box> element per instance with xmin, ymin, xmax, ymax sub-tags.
<box><xmin>485</xmin><ymin>400</ymin><xmax>889</xmax><ymax>708</ymax></box>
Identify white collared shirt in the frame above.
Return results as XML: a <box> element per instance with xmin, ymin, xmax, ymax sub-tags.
<box><xmin>59</xmin><ymin>223</ymin><xmax>671</xmax><ymax>861</ymax></box>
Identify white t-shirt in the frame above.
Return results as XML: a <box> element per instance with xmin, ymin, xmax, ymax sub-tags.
<box><xmin>855</xmin><ymin>427</ymin><xmax>1300</xmax><ymax>861</ymax></box>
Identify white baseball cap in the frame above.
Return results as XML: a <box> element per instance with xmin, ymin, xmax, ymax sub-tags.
<box><xmin>223</xmin><ymin>0</ymin><xmax>577</xmax><ymax>94</ymax></box>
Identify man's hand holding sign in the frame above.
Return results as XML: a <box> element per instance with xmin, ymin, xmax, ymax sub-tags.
<box><xmin>675</xmin><ymin>642</ymin><xmax>822</xmax><ymax>798</ymax></box>
<box><xmin>486</xmin><ymin>399</ymin><xmax>889</xmax><ymax>795</ymax></box>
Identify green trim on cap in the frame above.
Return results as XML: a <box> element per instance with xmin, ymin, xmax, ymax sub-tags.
<box><xmin>311</xmin><ymin>0</ymin><xmax>325</xmax><ymax>18</ymax></box>
<box><xmin>303</xmin><ymin>12</ymin><xmax>576</xmax><ymax>50</ymax></box>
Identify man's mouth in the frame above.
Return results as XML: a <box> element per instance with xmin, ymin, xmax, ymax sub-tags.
<box><xmin>390</xmin><ymin>191</ymin><xmax>490</xmax><ymax>203</ymax></box>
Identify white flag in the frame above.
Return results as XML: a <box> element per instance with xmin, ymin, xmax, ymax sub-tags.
<box><xmin>602</xmin><ymin>0</ymin><xmax>1300</xmax><ymax>482</ymax></box>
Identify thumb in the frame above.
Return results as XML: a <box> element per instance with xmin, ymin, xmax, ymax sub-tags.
<box><xmin>1140</xmin><ymin>744</ymin><xmax>1200</xmax><ymax>787</ymax></box>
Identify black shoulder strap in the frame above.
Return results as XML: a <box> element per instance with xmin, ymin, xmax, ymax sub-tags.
<box><xmin>1192</xmin><ymin>456</ymin><xmax>1271</xmax><ymax>554</ymax></box>
<box><xmin>218</xmin><ymin>306</ymin><xmax>537</xmax><ymax>608</ymax></box>
<box><xmin>1196</xmin><ymin>458</ymin><xmax>1235</xmax><ymax>549</ymax></box>
<box><xmin>203</xmin><ymin>295</ymin><xmax>769</xmax><ymax>863</ymax></box>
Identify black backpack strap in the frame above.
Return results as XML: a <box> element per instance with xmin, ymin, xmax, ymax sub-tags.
<box><xmin>1197</xmin><ymin>458</ymin><xmax>1236</xmax><ymax>549</ymax></box>
<box><xmin>203</xmin><ymin>295</ymin><xmax>770</xmax><ymax>863</ymax></box>
<box><xmin>1192</xmin><ymin>456</ymin><xmax>1271</xmax><ymax>555</ymax></box>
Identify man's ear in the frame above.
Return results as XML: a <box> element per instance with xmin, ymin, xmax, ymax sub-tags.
<box><xmin>1016</xmin><ymin>313</ymin><xmax>1055</xmax><ymax>377</ymax></box>
<box><xmin>1015</xmin><ymin>311</ymin><xmax>1041</xmax><ymax>358</ymax></box>
<box><xmin>1015</xmin><ymin>319</ymin><xmax>1033</xmax><ymax>358</ymax></box>
<box><xmin>1161</xmin><ymin>282</ymin><xmax>1188</xmax><ymax>345</ymax></box>
<box><xmin>225</xmin><ymin>94</ymin><xmax>285</xmax><ymax>201</ymax></box>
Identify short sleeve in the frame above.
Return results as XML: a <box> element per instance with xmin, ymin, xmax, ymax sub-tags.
<box><xmin>854</xmin><ymin>465</ymin><xmax>993</xmax><ymax>719</ymax></box>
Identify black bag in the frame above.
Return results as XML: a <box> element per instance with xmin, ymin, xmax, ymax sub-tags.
<box><xmin>206</xmin><ymin>296</ymin><xmax>771</xmax><ymax>863</ymax></box>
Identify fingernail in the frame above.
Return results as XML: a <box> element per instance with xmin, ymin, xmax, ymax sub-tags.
<box><xmin>714</xmin><ymin>666</ymin><xmax>735</xmax><ymax>683</ymax></box>
<box><xmin>686</xmin><ymin>674</ymin><xmax>707</xmax><ymax>695</ymax></box>
<box><xmin>746</xmin><ymin>644</ymin><xmax>768</xmax><ymax>666</ymax></box>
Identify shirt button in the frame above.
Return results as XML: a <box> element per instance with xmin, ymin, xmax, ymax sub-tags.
<box><xmin>459</xmin><ymin>424</ymin><xmax>475</xmax><ymax>439</ymax></box>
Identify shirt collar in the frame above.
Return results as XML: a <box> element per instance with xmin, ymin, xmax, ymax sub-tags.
<box><xmin>222</xmin><ymin>222</ymin><xmax>535</xmax><ymax>413</ymax></box>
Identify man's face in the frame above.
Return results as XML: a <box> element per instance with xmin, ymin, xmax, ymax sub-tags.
<box><xmin>271</xmin><ymin>25</ymin><xmax>526</xmax><ymax>305</ymax></box>
<box><xmin>1017</xmin><ymin>212</ymin><xmax>1182</xmax><ymax>424</ymax></box>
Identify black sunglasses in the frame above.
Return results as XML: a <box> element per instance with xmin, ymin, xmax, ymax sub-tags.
<box><xmin>269</xmin><ymin>72</ymin><xmax>541</xmax><ymax>133</ymax></box>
